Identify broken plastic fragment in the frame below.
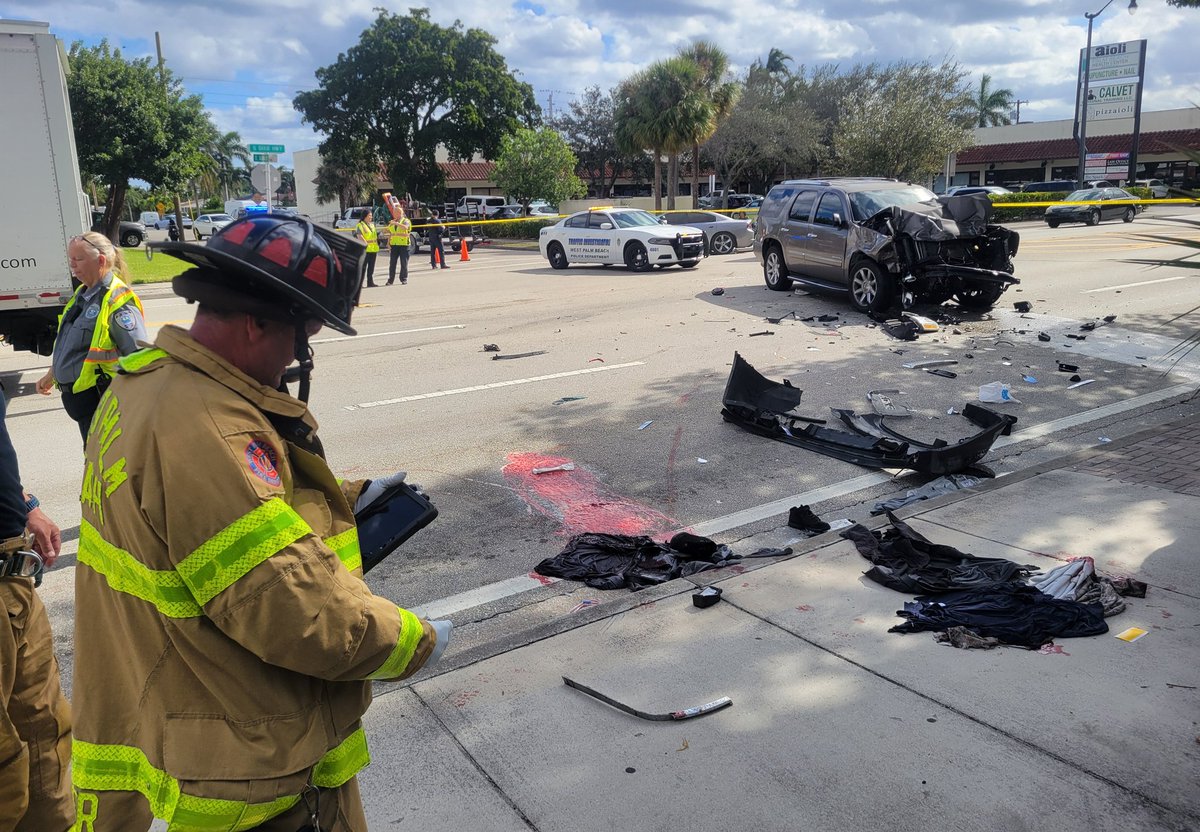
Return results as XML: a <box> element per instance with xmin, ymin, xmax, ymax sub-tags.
<box><xmin>697</xmin><ymin>458</ymin><xmax>708</xmax><ymax>464</ymax></box>
<box><xmin>1013</xmin><ymin>301</ymin><xmax>1032</xmax><ymax>313</ymax></box>
<box><xmin>979</xmin><ymin>382</ymin><xmax>1019</xmax><ymax>403</ymax></box>
<box><xmin>1058</xmin><ymin>362</ymin><xmax>1079</xmax><ymax>373</ymax></box>
<box><xmin>638</xmin><ymin>420</ymin><xmax>654</xmax><ymax>431</ymax></box>
<box><xmin>711</xmin><ymin>287</ymin><xmax>725</xmax><ymax>296</ymax></box>
<box><xmin>902</xmin><ymin>360</ymin><xmax>958</xmax><ymax>370</ymax></box>
<box><xmin>749</xmin><ymin>330</ymin><xmax>774</xmax><ymax>337</ymax></box>
<box><xmin>1098</xmin><ymin>436</ymin><xmax>1112</xmax><ymax>443</ymax></box>
<box><xmin>531</xmin><ymin>463</ymin><xmax>577</xmax><ymax>475</ymax></box>
<box><xmin>1022</xmin><ymin>375</ymin><xmax>1037</xmax><ymax>384</ymax></box>
<box><xmin>552</xmin><ymin>396</ymin><xmax>586</xmax><ymax>406</ymax></box>
<box><xmin>1038</xmin><ymin>332</ymin><xmax>1051</xmax><ymax>342</ymax></box>
<box><xmin>1068</xmin><ymin>379</ymin><xmax>1095</xmax><ymax>389</ymax></box>
<box><xmin>483</xmin><ymin>343</ymin><xmax>500</xmax><ymax>352</ymax></box>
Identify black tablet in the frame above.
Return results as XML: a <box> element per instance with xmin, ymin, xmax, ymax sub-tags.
<box><xmin>355</xmin><ymin>481</ymin><xmax>439</xmax><ymax>573</ymax></box>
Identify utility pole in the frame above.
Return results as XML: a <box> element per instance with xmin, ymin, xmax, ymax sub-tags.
<box><xmin>155</xmin><ymin>32</ymin><xmax>190</xmax><ymax>240</ymax></box>
<box><xmin>1014</xmin><ymin>99</ymin><xmax>1029</xmax><ymax>123</ymax></box>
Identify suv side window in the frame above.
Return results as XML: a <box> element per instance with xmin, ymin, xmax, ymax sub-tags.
<box><xmin>788</xmin><ymin>190</ymin><xmax>817</xmax><ymax>222</ymax></box>
<box><xmin>813</xmin><ymin>193</ymin><xmax>844</xmax><ymax>227</ymax></box>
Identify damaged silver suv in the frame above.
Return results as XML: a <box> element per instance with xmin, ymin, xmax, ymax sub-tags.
<box><xmin>753</xmin><ymin>178</ymin><xmax>1019</xmax><ymax>312</ymax></box>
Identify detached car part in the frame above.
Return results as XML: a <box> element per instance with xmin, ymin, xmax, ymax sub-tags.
<box><xmin>721</xmin><ymin>353</ymin><xmax>1016</xmax><ymax>476</ymax></box>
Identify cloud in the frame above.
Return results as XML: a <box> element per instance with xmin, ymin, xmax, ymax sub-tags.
<box><xmin>3</xmin><ymin>0</ymin><xmax>1195</xmax><ymax>158</ymax></box>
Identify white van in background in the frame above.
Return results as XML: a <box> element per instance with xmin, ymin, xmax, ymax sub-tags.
<box><xmin>456</xmin><ymin>195</ymin><xmax>506</xmax><ymax>218</ymax></box>
<box><xmin>139</xmin><ymin>211</ymin><xmax>161</xmax><ymax>227</ymax></box>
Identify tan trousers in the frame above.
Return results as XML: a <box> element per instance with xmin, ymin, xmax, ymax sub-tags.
<box><xmin>0</xmin><ymin>575</ymin><xmax>74</xmax><ymax>832</ymax></box>
<box><xmin>72</xmin><ymin>777</ymin><xmax>367</xmax><ymax>831</ymax></box>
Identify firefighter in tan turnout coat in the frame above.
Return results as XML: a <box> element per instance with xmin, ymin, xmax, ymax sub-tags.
<box><xmin>70</xmin><ymin>216</ymin><xmax>451</xmax><ymax>831</ymax></box>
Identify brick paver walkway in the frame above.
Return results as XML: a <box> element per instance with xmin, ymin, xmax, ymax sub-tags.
<box><xmin>1071</xmin><ymin>417</ymin><xmax>1200</xmax><ymax>496</ymax></box>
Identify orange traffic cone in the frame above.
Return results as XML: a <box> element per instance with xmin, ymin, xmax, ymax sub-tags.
<box><xmin>459</xmin><ymin>238</ymin><xmax>470</xmax><ymax>262</ymax></box>
<box><xmin>432</xmin><ymin>245</ymin><xmax>441</xmax><ymax>268</ymax></box>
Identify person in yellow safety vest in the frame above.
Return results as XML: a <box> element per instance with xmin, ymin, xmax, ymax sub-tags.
<box><xmin>70</xmin><ymin>216</ymin><xmax>452</xmax><ymax>831</ymax></box>
<box><xmin>36</xmin><ymin>232</ymin><xmax>147</xmax><ymax>444</ymax></box>
<box><xmin>385</xmin><ymin>206</ymin><xmax>412</xmax><ymax>286</ymax></box>
<box><xmin>353</xmin><ymin>210</ymin><xmax>379</xmax><ymax>295</ymax></box>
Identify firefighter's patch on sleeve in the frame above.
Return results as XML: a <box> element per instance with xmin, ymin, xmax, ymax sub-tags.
<box><xmin>114</xmin><ymin>308</ymin><xmax>138</xmax><ymax>331</ymax></box>
<box><xmin>245</xmin><ymin>439</ymin><xmax>282</xmax><ymax>486</ymax></box>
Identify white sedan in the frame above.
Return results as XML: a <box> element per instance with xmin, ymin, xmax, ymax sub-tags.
<box><xmin>538</xmin><ymin>208</ymin><xmax>706</xmax><ymax>271</ymax></box>
<box><xmin>194</xmin><ymin>213</ymin><xmax>234</xmax><ymax>239</ymax></box>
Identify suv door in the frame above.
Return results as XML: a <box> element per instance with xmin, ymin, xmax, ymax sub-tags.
<box><xmin>780</xmin><ymin>190</ymin><xmax>817</xmax><ymax>271</ymax></box>
<box><xmin>806</xmin><ymin>191</ymin><xmax>851</xmax><ymax>282</ymax></box>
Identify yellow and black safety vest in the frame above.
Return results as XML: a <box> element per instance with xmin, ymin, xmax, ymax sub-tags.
<box><xmin>57</xmin><ymin>275</ymin><xmax>144</xmax><ymax>394</ymax></box>
<box><xmin>356</xmin><ymin>220</ymin><xmax>379</xmax><ymax>253</ymax></box>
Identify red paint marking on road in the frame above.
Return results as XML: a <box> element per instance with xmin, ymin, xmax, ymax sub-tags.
<box><xmin>528</xmin><ymin>572</ymin><xmax>557</xmax><ymax>586</ymax></box>
<box><xmin>1038</xmin><ymin>644</ymin><xmax>1070</xmax><ymax>656</ymax></box>
<box><xmin>853</xmin><ymin>617</ymin><xmax>867</xmax><ymax>624</ymax></box>
<box><xmin>795</xmin><ymin>604</ymin><xmax>814</xmax><ymax>612</ymax></box>
<box><xmin>665</xmin><ymin>425</ymin><xmax>683</xmax><ymax>514</ymax></box>
<box><xmin>1161</xmin><ymin>610</ymin><xmax>1173</xmax><ymax>619</ymax></box>
<box><xmin>502</xmin><ymin>452</ymin><xmax>678</xmax><ymax>537</ymax></box>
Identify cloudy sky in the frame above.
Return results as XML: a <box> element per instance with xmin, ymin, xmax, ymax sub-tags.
<box><xmin>3</xmin><ymin>0</ymin><xmax>1197</xmax><ymax>168</ymax></box>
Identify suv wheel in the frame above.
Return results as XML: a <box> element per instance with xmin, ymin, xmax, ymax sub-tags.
<box><xmin>849</xmin><ymin>259</ymin><xmax>892</xmax><ymax>312</ymax></box>
<box><xmin>121</xmin><ymin>230</ymin><xmax>143</xmax><ymax>248</ymax></box>
<box><xmin>762</xmin><ymin>246</ymin><xmax>791</xmax><ymax>291</ymax></box>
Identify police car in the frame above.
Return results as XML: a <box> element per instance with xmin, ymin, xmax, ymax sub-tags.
<box><xmin>538</xmin><ymin>208</ymin><xmax>706</xmax><ymax>271</ymax></box>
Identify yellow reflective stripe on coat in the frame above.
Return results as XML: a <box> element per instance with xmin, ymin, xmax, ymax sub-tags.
<box><xmin>119</xmin><ymin>346</ymin><xmax>169</xmax><ymax>373</ymax></box>
<box><xmin>324</xmin><ymin>527</ymin><xmax>361</xmax><ymax>573</ymax></box>
<box><xmin>311</xmin><ymin>728</ymin><xmax>370</xmax><ymax>788</ymax></box>
<box><xmin>77</xmin><ymin>521</ymin><xmax>203</xmax><ymax>618</ymax></box>
<box><xmin>72</xmin><ymin>740</ymin><xmax>299</xmax><ymax>830</ymax></box>
<box><xmin>176</xmin><ymin>498</ymin><xmax>312</xmax><ymax>606</ymax></box>
<box><xmin>367</xmin><ymin>607</ymin><xmax>425</xmax><ymax>680</ymax></box>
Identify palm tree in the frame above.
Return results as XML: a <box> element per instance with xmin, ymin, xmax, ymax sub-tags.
<box><xmin>764</xmin><ymin>47</ymin><xmax>792</xmax><ymax>76</ymax></box>
<box><xmin>677</xmin><ymin>41</ymin><xmax>741</xmax><ymax>207</ymax></box>
<box><xmin>975</xmin><ymin>75</ymin><xmax>1015</xmax><ymax>128</ymax></box>
<box><xmin>206</xmin><ymin>131</ymin><xmax>252</xmax><ymax>201</ymax></box>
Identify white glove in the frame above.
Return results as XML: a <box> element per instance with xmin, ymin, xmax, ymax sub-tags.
<box><xmin>356</xmin><ymin>471</ymin><xmax>407</xmax><ymax>513</ymax></box>
<box><xmin>426</xmin><ymin>619</ymin><xmax>453</xmax><ymax>667</ymax></box>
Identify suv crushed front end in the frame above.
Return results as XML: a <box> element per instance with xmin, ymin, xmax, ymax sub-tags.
<box><xmin>860</xmin><ymin>194</ymin><xmax>1020</xmax><ymax>311</ymax></box>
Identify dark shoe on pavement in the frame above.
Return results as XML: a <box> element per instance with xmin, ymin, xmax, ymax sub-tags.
<box><xmin>788</xmin><ymin>505</ymin><xmax>831</xmax><ymax>534</ymax></box>
<box><xmin>441</xmin><ymin>266</ymin><xmax>451</xmax><ymax>270</ymax></box>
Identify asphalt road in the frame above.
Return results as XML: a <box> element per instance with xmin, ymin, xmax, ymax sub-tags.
<box><xmin>8</xmin><ymin>207</ymin><xmax>1200</xmax><ymax>633</ymax></box>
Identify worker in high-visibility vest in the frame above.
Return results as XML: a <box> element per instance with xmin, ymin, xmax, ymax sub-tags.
<box><xmin>36</xmin><ymin>232</ymin><xmax>147</xmax><ymax>444</ymax></box>
<box><xmin>385</xmin><ymin>206</ymin><xmax>412</xmax><ymax>285</ymax></box>
<box><xmin>70</xmin><ymin>216</ymin><xmax>452</xmax><ymax>830</ymax></box>
<box><xmin>353</xmin><ymin>211</ymin><xmax>379</xmax><ymax>304</ymax></box>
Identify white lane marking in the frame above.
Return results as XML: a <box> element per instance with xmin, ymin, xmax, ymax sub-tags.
<box><xmin>346</xmin><ymin>361</ymin><xmax>646</xmax><ymax>410</ymax></box>
<box><xmin>1082</xmin><ymin>275</ymin><xmax>1199</xmax><ymax>293</ymax></box>
<box><xmin>418</xmin><ymin>381</ymin><xmax>1195</xmax><ymax>619</ymax></box>
<box><xmin>313</xmin><ymin>324</ymin><xmax>465</xmax><ymax>344</ymax></box>
<box><xmin>410</xmin><ymin>573</ymin><xmax>560</xmax><ymax>620</ymax></box>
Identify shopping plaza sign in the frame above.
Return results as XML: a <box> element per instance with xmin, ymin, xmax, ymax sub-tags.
<box><xmin>1078</xmin><ymin>39</ymin><xmax>1147</xmax><ymax>122</ymax></box>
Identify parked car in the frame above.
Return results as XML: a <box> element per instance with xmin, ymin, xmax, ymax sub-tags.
<box><xmin>139</xmin><ymin>211</ymin><xmax>161</xmax><ymax>227</ymax></box>
<box><xmin>1022</xmin><ymin>180</ymin><xmax>1080</xmax><ymax>193</ymax></box>
<box><xmin>528</xmin><ymin>204</ymin><xmax>560</xmax><ymax>217</ymax></box>
<box><xmin>659</xmin><ymin>210</ymin><xmax>753</xmax><ymax>255</ymax></box>
<box><xmin>154</xmin><ymin>214</ymin><xmax>193</xmax><ymax>230</ymax></box>
<box><xmin>1133</xmin><ymin>179</ymin><xmax>1169</xmax><ymax>198</ymax></box>
<box><xmin>194</xmin><ymin>213</ymin><xmax>234</xmax><ymax>239</ymax></box>
<box><xmin>91</xmin><ymin>211</ymin><xmax>145</xmax><ymax>248</ymax></box>
<box><xmin>753</xmin><ymin>177</ymin><xmax>1019</xmax><ymax>312</ymax></box>
<box><xmin>486</xmin><ymin>204</ymin><xmax>525</xmax><ymax>220</ymax></box>
<box><xmin>945</xmin><ymin>185</ymin><xmax>1012</xmax><ymax>197</ymax></box>
<box><xmin>457</xmin><ymin>195</ymin><xmax>507</xmax><ymax>218</ymax></box>
<box><xmin>1044</xmin><ymin>187</ymin><xmax>1142</xmax><ymax>227</ymax></box>
<box><xmin>539</xmin><ymin>207</ymin><xmax>705</xmax><ymax>271</ymax></box>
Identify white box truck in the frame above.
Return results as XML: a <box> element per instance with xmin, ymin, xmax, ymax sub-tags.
<box><xmin>0</xmin><ymin>19</ymin><xmax>84</xmax><ymax>354</ymax></box>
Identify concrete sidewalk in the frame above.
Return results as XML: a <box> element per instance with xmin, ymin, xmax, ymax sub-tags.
<box><xmin>357</xmin><ymin>415</ymin><xmax>1200</xmax><ymax>832</ymax></box>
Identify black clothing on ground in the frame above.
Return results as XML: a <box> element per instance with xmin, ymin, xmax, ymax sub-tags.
<box><xmin>788</xmin><ymin>505</ymin><xmax>830</xmax><ymax>534</ymax></box>
<box><xmin>0</xmin><ymin>389</ymin><xmax>28</xmax><ymax>538</ymax></box>
<box><xmin>388</xmin><ymin>245</ymin><xmax>409</xmax><ymax>284</ymax></box>
<box><xmin>840</xmin><ymin>512</ymin><xmax>1034</xmax><ymax>594</ymax></box>
<box><xmin>891</xmin><ymin>583</ymin><xmax>1109</xmax><ymax>648</ymax></box>
<box><xmin>536</xmin><ymin>532</ymin><xmax>737</xmax><ymax>591</ymax></box>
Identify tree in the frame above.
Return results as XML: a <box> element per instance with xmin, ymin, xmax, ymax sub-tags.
<box><xmin>615</xmin><ymin>58</ymin><xmax>708</xmax><ymax>210</ymax></box>
<box><xmin>493</xmin><ymin>128</ymin><xmax>585</xmax><ymax>213</ymax></box>
<box><xmin>677</xmin><ymin>41</ymin><xmax>740</xmax><ymax>206</ymax></box>
<box><xmin>552</xmin><ymin>86</ymin><xmax>649</xmax><ymax>198</ymax></box>
<box><xmin>68</xmin><ymin>40</ymin><xmax>215</xmax><ymax>240</ymax></box>
<box><xmin>314</xmin><ymin>138</ymin><xmax>379</xmax><ymax>214</ymax></box>
<box><xmin>207</xmin><ymin>131</ymin><xmax>251</xmax><ymax>201</ymax></box>
<box><xmin>830</xmin><ymin>60</ymin><xmax>975</xmax><ymax>181</ymax></box>
<box><xmin>1166</xmin><ymin>0</ymin><xmax>1199</xmax><ymax>6</ymax></box>
<box><xmin>975</xmin><ymin>74</ymin><xmax>1015</xmax><ymax>127</ymax></box>
<box><xmin>704</xmin><ymin>58</ymin><xmax>822</xmax><ymax>201</ymax></box>
<box><xmin>294</xmin><ymin>8</ymin><xmax>538</xmax><ymax>199</ymax></box>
